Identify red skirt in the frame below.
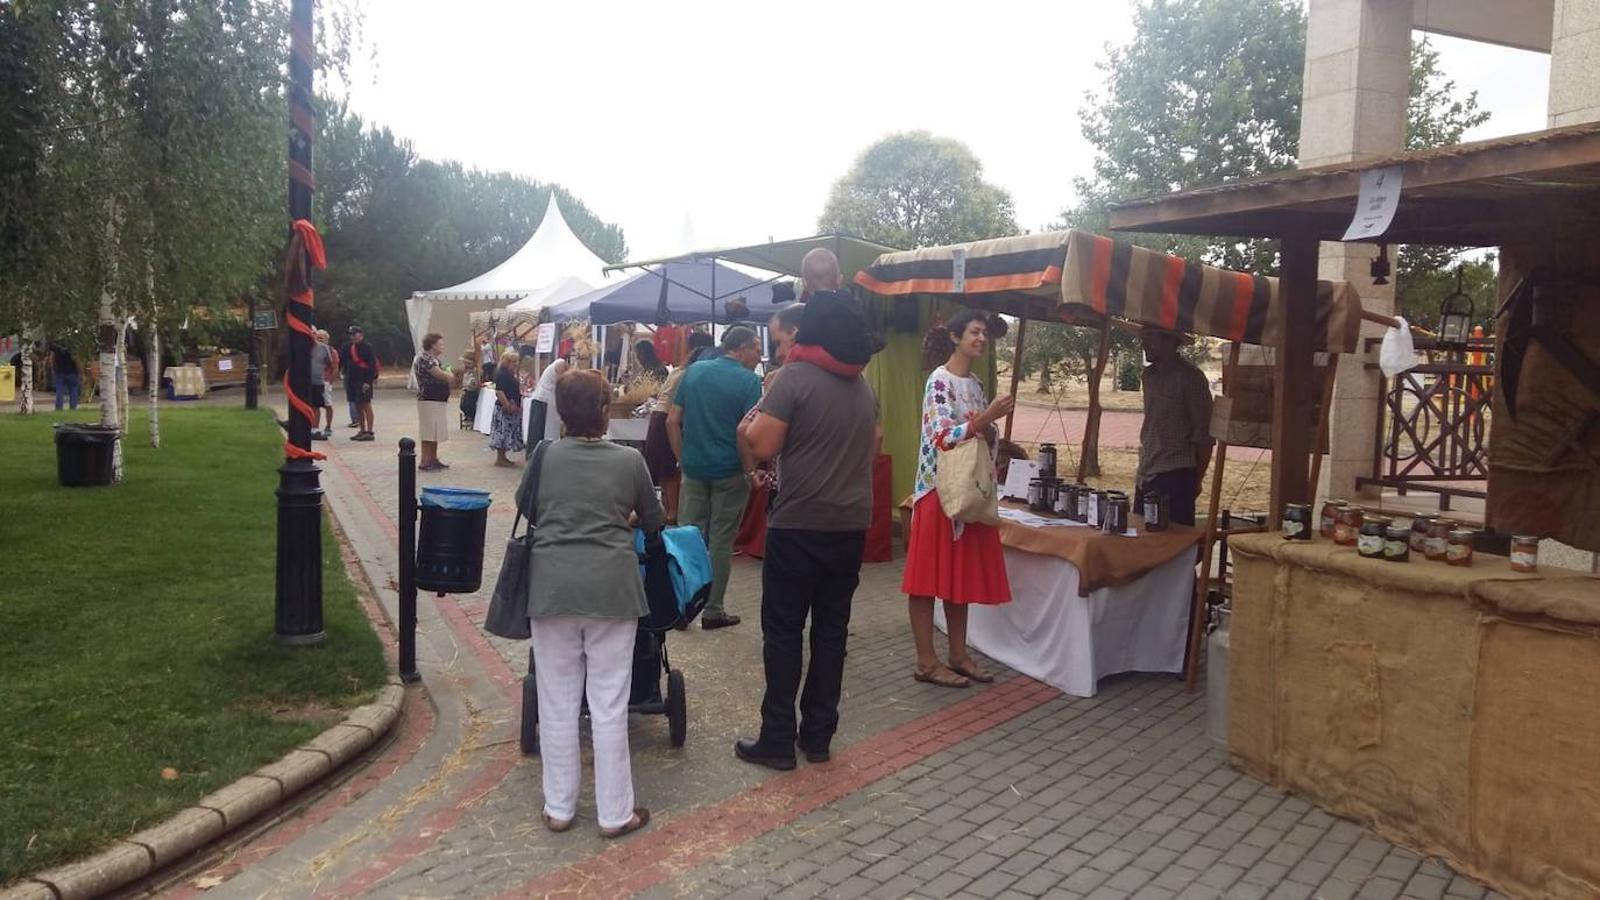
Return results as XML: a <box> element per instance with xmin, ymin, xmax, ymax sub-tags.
<box><xmin>901</xmin><ymin>491</ymin><xmax>1012</xmax><ymax>605</ymax></box>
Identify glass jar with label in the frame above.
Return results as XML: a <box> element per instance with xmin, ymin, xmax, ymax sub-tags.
<box><xmin>1319</xmin><ymin>499</ymin><xmax>1345</xmax><ymax>539</ymax></box>
<box><xmin>1334</xmin><ymin>505</ymin><xmax>1364</xmax><ymax>546</ymax></box>
<box><xmin>1144</xmin><ymin>491</ymin><xmax>1170</xmax><ymax>532</ymax></box>
<box><xmin>1510</xmin><ymin>535</ymin><xmax>1539</xmax><ymax>573</ymax></box>
<box><xmin>1383</xmin><ymin>525</ymin><xmax>1410</xmax><ymax>562</ymax></box>
<box><xmin>1425</xmin><ymin>518</ymin><xmax>1455</xmax><ymax>561</ymax></box>
<box><xmin>1038</xmin><ymin>443</ymin><xmax>1057</xmax><ymax>479</ymax></box>
<box><xmin>1409</xmin><ymin>515</ymin><xmax>1433</xmax><ymax>554</ymax></box>
<box><xmin>1358</xmin><ymin>517</ymin><xmax>1390</xmax><ymax>559</ymax></box>
<box><xmin>1027</xmin><ymin>477</ymin><xmax>1044</xmax><ymax>512</ymax></box>
<box><xmin>1446</xmin><ymin>528</ymin><xmax>1475</xmax><ymax>566</ymax></box>
<box><xmin>1282</xmin><ymin>503</ymin><xmax>1312</xmax><ymax>540</ymax></box>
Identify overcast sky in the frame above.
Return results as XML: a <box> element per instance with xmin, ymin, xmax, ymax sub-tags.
<box><xmin>342</xmin><ymin>1</ymin><xmax>1551</xmax><ymax>261</ymax></box>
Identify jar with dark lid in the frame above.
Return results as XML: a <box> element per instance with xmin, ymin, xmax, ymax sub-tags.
<box><xmin>1039</xmin><ymin>478</ymin><xmax>1059</xmax><ymax>514</ymax></box>
<box><xmin>1409</xmin><ymin>515</ymin><xmax>1433</xmax><ymax>554</ymax></box>
<box><xmin>1358</xmin><ymin>516</ymin><xmax>1391</xmax><ymax>559</ymax></box>
<box><xmin>1425</xmin><ymin>518</ymin><xmax>1455</xmax><ymax>561</ymax></box>
<box><xmin>1282</xmin><ymin>503</ymin><xmax>1312</xmax><ymax>540</ymax></box>
<box><xmin>1038</xmin><ymin>443</ymin><xmax>1057</xmax><ymax>480</ymax></box>
<box><xmin>1103</xmin><ymin>493</ymin><xmax>1129</xmax><ymax>535</ymax></box>
<box><xmin>1383</xmin><ymin>525</ymin><xmax>1410</xmax><ymax>562</ymax></box>
<box><xmin>1027</xmin><ymin>477</ymin><xmax>1044</xmax><ymax>512</ymax></box>
<box><xmin>1446</xmin><ymin>528</ymin><xmax>1475</xmax><ymax>566</ymax></box>
<box><xmin>1334</xmin><ymin>505</ymin><xmax>1364</xmax><ymax>546</ymax></box>
<box><xmin>1319</xmin><ymin>499</ymin><xmax>1346</xmax><ymax>539</ymax></box>
<box><xmin>1081</xmin><ymin>488</ymin><xmax>1097</xmax><ymax>525</ymax></box>
<box><xmin>1144</xmin><ymin>490</ymin><xmax>1170</xmax><ymax>531</ymax></box>
<box><xmin>1510</xmin><ymin>535</ymin><xmax>1539</xmax><ymax>573</ymax></box>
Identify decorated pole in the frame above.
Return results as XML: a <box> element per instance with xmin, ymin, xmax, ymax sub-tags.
<box><xmin>275</xmin><ymin>0</ymin><xmax>326</xmax><ymax>645</ymax></box>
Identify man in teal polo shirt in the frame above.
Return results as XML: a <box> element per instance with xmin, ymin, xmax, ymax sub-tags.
<box><xmin>668</xmin><ymin>326</ymin><xmax>763</xmax><ymax>629</ymax></box>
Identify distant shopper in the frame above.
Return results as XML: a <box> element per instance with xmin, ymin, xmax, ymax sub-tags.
<box><xmin>343</xmin><ymin>325</ymin><xmax>380</xmax><ymax>441</ymax></box>
<box><xmin>517</xmin><ymin>368</ymin><xmax>661</xmax><ymax>839</ymax></box>
<box><xmin>489</xmin><ymin>349</ymin><xmax>526</xmax><ymax>466</ymax></box>
<box><xmin>413</xmin><ymin>333</ymin><xmax>458</xmax><ymax>472</ymax></box>
<box><xmin>733</xmin><ymin>249</ymin><xmax>880</xmax><ymax>770</ymax></box>
<box><xmin>1132</xmin><ymin>326</ymin><xmax>1213</xmax><ymax>527</ymax></box>
<box><xmin>633</xmin><ymin>340</ymin><xmax>668</xmax><ymax>382</ymax></box>
<box><xmin>526</xmin><ymin>357</ymin><xmax>569</xmax><ymax>454</ymax></box>
<box><xmin>310</xmin><ymin>329</ymin><xmax>334</xmax><ymax>440</ymax></box>
<box><xmin>668</xmin><ymin>326</ymin><xmax>763</xmax><ymax>630</ymax></box>
<box><xmin>321</xmin><ymin>330</ymin><xmax>342</xmax><ymax>436</ymax></box>
<box><xmin>902</xmin><ymin>310</ymin><xmax>1015</xmax><ymax>688</ymax></box>
<box><xmin>50</xmin><ymin>343</ymin><xmax>80</xmax><ymax>411</ymax></box>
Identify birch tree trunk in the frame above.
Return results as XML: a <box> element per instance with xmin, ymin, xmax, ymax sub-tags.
<box><xmin>97</xmin><ymin>298</ymin><xmax>123</xmax><ymax>483</ymax></box>
<box><xmin>116</xmin><ymin>320</ymin><xmax>130</xmax><ymax>436</ymax></box>
<box><xmin>148</xmin><ymin>328</ymin><xmax>161</xmax><ymax>448</ymax></box>
<box><xmin>18</xmin><ymin>350</ymin><xmax>34</xmax><ymax>414</ymax></box>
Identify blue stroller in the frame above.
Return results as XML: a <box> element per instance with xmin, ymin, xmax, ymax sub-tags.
<box><xmin>520</xmin><ymin>526</ymin><xmax>712</xmax><ymax>755</ymax></box>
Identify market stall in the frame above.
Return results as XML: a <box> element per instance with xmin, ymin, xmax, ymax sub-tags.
<box><xmin>1108</xmin><ymin>121</ymin><xmax>1600</xmax><ymax>898</ymax></box>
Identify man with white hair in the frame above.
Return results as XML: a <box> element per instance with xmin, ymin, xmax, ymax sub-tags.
<box><xmin>799</xmin><ymin>246</ymin><xmax>843</xmax><ymax>299</ymax></box>
<box><xmin>310</xmin><ymin>328</ymin><xmax>337</xmax><ymax>439</ymax></box>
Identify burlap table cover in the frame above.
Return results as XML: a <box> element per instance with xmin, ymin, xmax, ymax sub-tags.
<box><xmin>901</xmin><ymin>498</ymin><xmax>1201</xmax><ymax>596</ymax></box>
<box><xmin>1228</xmin><ymin>533</ymin><xmax>1600</xmax><ymax>899</ymax></box>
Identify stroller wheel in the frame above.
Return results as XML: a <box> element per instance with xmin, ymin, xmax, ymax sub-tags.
<box><xmin>666</xmin><ymin>669</ymin><xmax>687</xmax><ymax>748</ymax></box>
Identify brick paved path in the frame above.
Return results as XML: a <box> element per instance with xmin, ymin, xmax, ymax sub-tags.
<box><xmin>160</xmin><ymin>391</ymin><xmax>1498</xmax><ymax>899</ymax></box>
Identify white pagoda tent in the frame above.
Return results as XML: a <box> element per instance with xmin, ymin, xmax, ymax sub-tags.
<box><xmin>404</xmin><ymin>195</ymin><xmax>609</xmax><ymax>360</ymax></box>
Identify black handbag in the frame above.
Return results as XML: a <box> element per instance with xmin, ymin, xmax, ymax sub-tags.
<box><xmin>484</xmin><ymin>440</ymin><xmax>549</xmax><ymax>639</ymax></box>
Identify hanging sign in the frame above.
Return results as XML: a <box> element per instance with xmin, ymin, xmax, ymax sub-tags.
<box><xmin>535</xmin><ymin>322</ymin><xmax>557</xmax><ymax>354</ymax></box>
<box><xmin>951</xmin><ymin>247</ymin><xmax>968</xmax><ymax>293</ymax></box>
<box><xmin>251</xmin><ymin>310</ymin><xmax>278</xmax><ymax>330</ymax></box>
<box><xmin>1342</xmin><ymin>166</ymin><xmax>1403</xmax><ymax>242</ymax></box>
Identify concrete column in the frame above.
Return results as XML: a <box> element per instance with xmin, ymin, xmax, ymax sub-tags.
<box><xmin>1549</xmin><ymin>0</ymin><xmax>1600</xmax><ymax>126</ymax></box>
<box><xmin>1299</xmin><ymin>0</ymin><xmax>1411</xmax><ymax>501</ymax></box>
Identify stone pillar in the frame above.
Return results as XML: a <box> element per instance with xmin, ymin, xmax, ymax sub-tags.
<box><xmin>1549</xmin><ymin>0</ymin><xmax>1600</xmax><ymax>126</ymax></box>
<box><xmin>1299</xmin><ymin>0</ymin><xmax>1411</xmax><ymax>501</ymax></box>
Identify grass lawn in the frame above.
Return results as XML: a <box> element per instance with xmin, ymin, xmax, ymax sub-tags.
<box><xmin>0</xmin><ymin>406</ymin><xmax>388</xmax><ymax>883</ymax></box>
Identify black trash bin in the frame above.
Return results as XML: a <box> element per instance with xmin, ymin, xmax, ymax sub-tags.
<box><xmin>55</xmin><ymin>423</ymin><xmax>120</xmax><ymax>487</ymax></box>
<box><xmin>416</xmin><ymin>487</ymin><xmax>492</xmax><ymax>594</ymax></box>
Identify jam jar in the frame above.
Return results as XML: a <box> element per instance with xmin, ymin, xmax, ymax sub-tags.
<box><xmin>1282</xmin><ymin>503</ymin><xmax>1312</xmax><ymax>540</ymax></box>
<box><xmin>1040</xmin><ymin>478</ymin><xmax>1060</xmax><ymax>515</ymax></box>
<box><xmin>1358</xmin><ymin>516</ymin><xmax>1390</xmax><ymax>559</ymax></box>
<box><xmin>1447</xmin><ymin>528</ymin><xmax>1475</xmax><ymax>566</ymax></box>
<box><xmin>1037</xmin><ymin>443</ymin><xmax>1058</xmax><ymax>479</ymax></box>
<box><xmin>1082</xmin><ymin>489</ymin><xmax>1099</xmax><ymax>526</ymax></box>
<box><xmin>1383</xmin><ymin>524</ymin><xmax>1410</xmax><ymax>562</ymax></box>
<box><xmin>1054</xmin><ymin>482</ymin><xmax>1074</xmax><ymax>517</ymax></box>
<box><xmin>1510</xmin><ymin>535</ymin><xmax>1539</xmax><ymax>573</ymax></box>
<box><xmin>1409</xmin><ymin>515</ymin><xmax>1433</xmax><ymax>554</ymax></box>
<box><xmin>1027</xmin><ymin>477</ymin><xmax>1044</xmax><ymax>512</ymax></box>
<box><xmin>1425</xmin><ymin>518</ymin><xmax>1455</xmax><ymax>561</ymax></box>
<box><xmin>1143</xmin><ymin>491</ymin><xmax>1170</xmax><ymax>532</ymax></box>
<box><xmin>1319</xmin><ymin>499</ymin><xmax>1346</xmax><ymax>539</ymax></box>
<box><xmin>1334</xmin><ymin>505</ymin><xmax>1364</xmax><ymax>546</ymax></box>
<box><xmin>1103</xmin><ymin>493</ymin><xmax>1130</xmax><ymax>535</ymax></box>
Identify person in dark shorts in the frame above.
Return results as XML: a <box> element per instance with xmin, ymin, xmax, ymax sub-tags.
<box><xmin>342</xmin><ymin>325</ymin><xmax>380</xmax><ymax>441</ymax></box>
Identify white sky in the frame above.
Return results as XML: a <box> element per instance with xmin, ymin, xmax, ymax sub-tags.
<box><xmin>342</xmin><ymin>2</ymin><xmax>1551</xmax><ymax>261</ymax></box>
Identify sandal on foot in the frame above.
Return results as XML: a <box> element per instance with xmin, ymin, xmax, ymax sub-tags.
<box><xmin>600</xmin><ymin>808</ymin><xmax>650</xmax><ymax>839</ymax></box>
<box><xmin>913</xmin><ymin>665</ymin><xmax>970</xmax><ymax>689</ymax></box>
<box><xmin>948</xmin><ymin>660</ymin><xmax>995</xmax><ymax>683</ymax></box>
<box><xmin>543</xmin><ymin>813</ymin><xmax>573</xmax><ymax>833</ymax></box>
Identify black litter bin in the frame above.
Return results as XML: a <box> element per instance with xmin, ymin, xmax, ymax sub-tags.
<box><xmin>416</xmin><ymin>487</ymin><xmax>492</xmax><ymax>594</ymax></box>
<box><xmin>55</xmin><ymin>423</ymin><xmax>120</xmax><ymax>487</ymax></box>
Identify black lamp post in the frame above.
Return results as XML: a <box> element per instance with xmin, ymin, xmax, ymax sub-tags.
<box><xmin>275</xmin><ymin>0</ymin><xmax>325</xmax><ymax>645</ymax></box>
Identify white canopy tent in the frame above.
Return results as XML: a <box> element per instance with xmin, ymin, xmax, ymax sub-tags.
<box><xmin>405</xmin><ymin>195</ymin><xmax>610</xmax><ymax>364</ymax></box>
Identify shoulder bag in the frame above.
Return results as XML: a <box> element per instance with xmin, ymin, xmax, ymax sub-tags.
<box><xmin>484</xmin><ymin>440</ymin><xmax>550</xmax><ymax>639</ymax></box>
<box><xmin>936</xmin><ymin>437</ymin><xmax>1000</xmax><ymax>526</ymax></box>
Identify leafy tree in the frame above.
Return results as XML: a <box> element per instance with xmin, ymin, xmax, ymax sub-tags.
<box><xmin>818</xmin><ymin>131</ymin><xmax>1018</xmax><ymax>248</ymax></box>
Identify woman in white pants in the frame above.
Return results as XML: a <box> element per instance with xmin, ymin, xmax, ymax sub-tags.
<box><xmin>516</xmin><ymin>367</ymin><xmax>663</xmax><ymax>838</ymax></box>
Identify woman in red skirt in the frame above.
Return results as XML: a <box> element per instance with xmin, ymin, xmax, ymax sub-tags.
<box><xmin>902</xmin><ymin>310</ymin><xmax>1015</xmax><ymax>688</ymax></box>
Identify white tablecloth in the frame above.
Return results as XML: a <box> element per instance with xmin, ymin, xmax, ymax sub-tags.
<box><xmin>936</xmin><ymin>548</ymin><xmax>1194</xmax><ymax>697</ymax></box>
<box><xmin>473</xmin><ymin>389</ymin><xmax>496</xmax><ymax>434</ymax></box>
<box><xmin>605</xmin><ymin>417</ymin><xmax>650</xmax><ymax>442</ymax></box>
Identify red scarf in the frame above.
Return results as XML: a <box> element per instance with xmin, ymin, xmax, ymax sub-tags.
<box><xmin>786</xmin><ymin>344</ymin><xmax>865</xmax><ymax>378</ymax></box>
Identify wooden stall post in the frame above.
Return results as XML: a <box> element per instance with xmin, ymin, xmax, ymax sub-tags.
<box><xmin>1185</xmin><ymin>342</ymin><xmax>1241</xmax><ymax>690</ymax></box>
<box><xmin>1269</xmin><ymin>237</ymin><xmax>1319</xmax><ymax>528</ymax></box>
<box><xmin>1077</xmin><ymin>321</ymin><xmax>1113</xmax><ymax>482</ymax></box>
<box><xmin>1004</xmin><ymin>317</ymin><xmax>1028</xmax><ymax>441</ymax></box>
<box><xmin>1307</xmin><ymin>352</ymin><xmax>1341</xmax><ymax>499</ymax></box>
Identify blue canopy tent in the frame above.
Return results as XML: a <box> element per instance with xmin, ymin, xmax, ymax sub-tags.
<box><xmin>548</xmin><ymin>258</ymin><xmax>784</xmax><ymax>326</ymax></box>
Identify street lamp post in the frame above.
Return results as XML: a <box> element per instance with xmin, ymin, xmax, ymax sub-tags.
<box><xmin>275</xmin><ymin>0</ymin><xmax>325</xmax><ymax>644</ymax></box>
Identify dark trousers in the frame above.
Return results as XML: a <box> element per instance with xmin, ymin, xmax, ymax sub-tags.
<box><xmin>758</xmin><ymin>528</ymin><xmax>865</xmax><ymax>752</ymax></box>
<box><xmin>1134</xmin><ymin>467</ymin><xmax>1200</xmax><ymax>527</ymax></box>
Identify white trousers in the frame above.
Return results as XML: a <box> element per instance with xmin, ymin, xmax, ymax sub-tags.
<box><xmin>529</xmin><ymin>616</ymin><xmax>637</xmax><ymax>829</ymax></box>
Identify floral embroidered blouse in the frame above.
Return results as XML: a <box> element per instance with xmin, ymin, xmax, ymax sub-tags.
<box><xmin>913</xmin><ymin>365</ymin><xmax>990</xmax><ymax>501</ymax></box>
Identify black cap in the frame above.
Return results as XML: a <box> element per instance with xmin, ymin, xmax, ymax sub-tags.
<box><xmin>347</xmin><ymin>325</ymin><xmax>362</xmax><ymax>335</ymax></box>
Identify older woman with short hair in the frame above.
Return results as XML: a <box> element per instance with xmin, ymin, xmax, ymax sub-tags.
<box><xmin>518</xmin><ymin>369</ymin><xmax>662</xmax><ymax>839</ymax></box>
<box><xmin>488</xmin><ymin>348</ymin><xmax>526</xmax><ymax>467</ymax></box>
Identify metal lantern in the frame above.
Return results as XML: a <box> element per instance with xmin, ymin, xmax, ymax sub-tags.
<box><xmin>1438</xmin><ymin>288</ymin><xmax>1474</xmax><ymax>346</ymax></box>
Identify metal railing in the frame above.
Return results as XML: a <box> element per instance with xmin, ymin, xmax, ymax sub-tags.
<box><xmin>1359</xmin><ymin>336</ymin><xmax>1494</xmax><ymax>511</ymax></box>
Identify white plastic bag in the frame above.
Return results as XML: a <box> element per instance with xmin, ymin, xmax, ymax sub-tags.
<box><xmin>1379</xmin><ymin>316</ymin><xmax>1417</xmax><ymax>378</ymax></box>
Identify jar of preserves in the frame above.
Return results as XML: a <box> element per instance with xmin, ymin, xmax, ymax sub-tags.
<box><xmin>1103</xmin><ymin>493</ymin><xmax>1130</xmax><ymax>535</ymax></box>
<box><xmin>1425</xmin><ymin>518</ymin><xmax>1455</xmax><ymax>561</ymax></box>
<box><xmin>1283</xmin><ymin>503</ymin><xmax>1312</xmax><ymax>540</ymax></box>
<box><xmin>1334</xmin><ymin>505</ymin><xmax>1364</xmax><ymax>546</ymax></box>
<box><xmin>1040</xmin><ymin>478</ymin><xmax>1060</xmax><ymax>515</ymax></box>
<box><xmin>1358</xmin><ymin>517</ymin><xmax>1390</xmax><ymax>559</ymax></box>
<box><xmin>1038</xmin><ymin>443</ymin><xmax>1057</xmax><ymax>479</ymax></box>
<box><xmin>1383</xmin><ymin>525</ymin><xmax>1410</xmax><ymax>562</ymax></box>
<box><xmin>1409</xmin><ymin>515</ymin><xmax>1433</xmax><ymax>554</ymax></box>
<box><xmin>1027</xmin><ymin>477</ymin><xmax>1044</xmax><ymax>512</ymax></box>
<box><xmin>1085</xmin><ymin>489</ymin><xmax>1102</xmax><ymax>527</ymax></box>
<box><xmin>1510</xmin><ymin>535</ymin><xmax>1539</xmax><ymax>573</ymax></box>
<box><xmin>1447</xmin><ymin>528</ymin><xmax>1475</xmax><ymax>566</ymax></box>
<box><xmin>1144</xmin><ymin>491</ymin><xmax>1170</xmax><ymax>531</ymax></box>
<box><xmin>1054</xmin><ymin>482</ymin><xmax>1074</xmax><ymax>517</ymax></box>
<box><xmin>1319</xmin><ymin>499</ymin><xmax>1346</xmax><ymax>539</ymax></box>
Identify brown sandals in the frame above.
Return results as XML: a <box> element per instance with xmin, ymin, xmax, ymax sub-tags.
<box><xmin>948</xmin><ymin>660</ymin><xmax>996</xmax><ymax>684</ymax></box>
<box><xmin>914</xmin><ymin>665</ymin><xmax>970</xmax><ymax>688</ymax></box>
<box><xmin>600</xmin><ymin>808</ymin><xmax>651</xmax><ymax>839</ymax></box>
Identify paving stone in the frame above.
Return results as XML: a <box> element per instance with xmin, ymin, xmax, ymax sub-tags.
<box><xmin>1401</xmin><ymin>874</ymin><xmax>1448</xmax><ymax>900</ymax></box>
<box><xmin>1088</xmin><ymin>848</ymin><xmax>1139</xmax><ymax>873</ymax></box>
<box><xmin>1058</xmin><ymin>865</ymin><xmax>1112</xmax><ymax>894</ymax></box>
<box><xmin>1044</xmin><ymin>849</ymin><xmax>1095</xmax><ymax>876</ymax></box>
<box><xmin>1012</xmin><ymin>867</ymin><xmax>1066</xmax><ymax>897</ymax></box>
<box><xmin>1219</xmin><ymin>843</ymin><xmax>1267</xmax><ymax>870</ymax></box>
<box><xmin>955</xmin><ymin>852</ymin><xmax>1008</xmax><ymax>879</ymax></box>
<box><xmin>1133</xmin><ymin>846</ymin><xmax>1181</xmax><ymax>873</ymax></box>
<box><xmin>1443</xmin><ymin>876</ymin><xmax>1486</xmax><ymax>899</ymax></box>
<box><xmin>1175</xmin><ymin>845</ymin><xmax>1225</xmax><ymax>872</ymax></box>
<box><xmin>1104</xmin><ymin>866</ymin><xmax>1155</xmax><ymax>892</ymax></box>
<box><xmin>1223</xmin><ymin>884</ymin><xmax>1270</xmax><ymax>900</ymax></box>
<box><xmin>1265</xmin><ymin>883</ymin><xmax>1314</xmax><ymax>900</ymax></box>
<box><xmin>1373</xmin><ymin>852</ymin><xmax>1420</xmax><ymax>882</ymax></box>
<box><xmin>1002</xmin><ymin>851</ymin><xmax>1051</xmax><ymax>879</ymax></box>
<box><xmin>1356</xmin><ymin>878</ymin><xmax>1405</xmax><ymax>900</ymax></box>
<box><xmin>1316</xmin><ymin>879</ymin><xmax>1360</xmax><ymax>900</ymax></box>
<box><xmin>1196</xmin><ymin>863</ymin><xmax>1245</xmax><ymax>890</ymax></box>
<box><xmin>1074</xmin><ymin>831</ymin><xmax>1120</xmax><ymax>855</ymax></box>
<box><xmin>1151</xmin><ymin>865</ymin><xmax>1202</xmax><ymax>891</ymax></box>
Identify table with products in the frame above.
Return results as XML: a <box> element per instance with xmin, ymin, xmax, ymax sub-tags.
<box><xmin>1227</xmin><ymin>530</ymin><xmax>1600</xmax><ymax>899</ymax></box>
<box><xmin>917</xmin><ymin>500</ymin><xmax>1202</xmax><ymax>698</ymax></box>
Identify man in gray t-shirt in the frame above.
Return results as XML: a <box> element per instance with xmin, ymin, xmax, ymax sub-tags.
<box><xmin>732</xmin><ymin>248</ymin><xmax>878</xmax><ymax>771</ymax></box>
<box><xmin>309</xmin><ymin>332</ymin><xmax>333</xmax><ymax>440</ymax></box>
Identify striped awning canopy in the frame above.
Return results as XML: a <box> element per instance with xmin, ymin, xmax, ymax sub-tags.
<box><xmin>854</xmin><ymin>229</ymin><xmax>1363</xmax><ymax>353</ymax></box>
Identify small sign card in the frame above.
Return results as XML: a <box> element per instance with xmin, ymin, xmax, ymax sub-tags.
<box><xmin>1342</xmin><ymin>166</ymin><xmax>1403</xmax><ymax>242</ymax></box>
<box><xmin>1001</xmin><ymin>459</ymin><xmax>1037</xmax><ymax>502</ymax></box>
<box><xmin>536</xmin><ymin>322</ymin><xmax>556</xmax><ymax>354</ymax></box>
